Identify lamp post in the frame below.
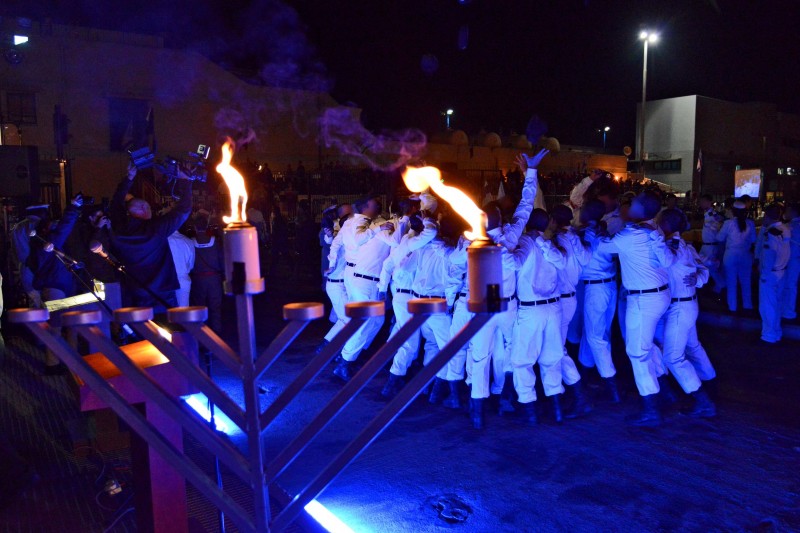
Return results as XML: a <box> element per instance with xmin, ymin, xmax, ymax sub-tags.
<box><xmin>598</xmin><ymin>126</ymin><xmax>610</xmax><ymax>149</ymax></box>
<box><xmin>638</xmin><ymin>30</ymin><xmax>658</xmax><ymax>175</ymax></box>
<box><xmin>443</xmin><ymin>108</ymin><xmax>454</xmax><ymax>129</ymax></box>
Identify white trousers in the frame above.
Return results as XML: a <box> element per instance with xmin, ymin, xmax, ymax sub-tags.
<box><xmin>469</xmin><ymin>299</ymin><xmax>517</xmax><ymax>399</ymax></box>
<box><xmin>511</xmin><ymin>302</ymin><xmax>564</xmax><ymax>403</ymax></box>
<box><xmin>759</xmin><ymin>270</ymin><xmax>785</xmax><ymax>343</ymax></box>
<box><xmin>566</xmin><ymin>282</ymin><xmax>584</xmax><ymax>344</ymax></box>
<box><xmin>624</xmin><ymin>290</ymin><xmax>670</xmax><ymax>396</ymax></box>
<box><xmin>341</xmin><ymin>272</ymin><xmax>385</xmax><ymax>362</ymax></box>
<box><xmin>782</xmin><ymin>258</ymin><xmax>800</xmax><ymax>319</ymax></box>
<box><xmin>418</xmin><ymin>313</ymin><xmax>453</xmax><ymax>380</ymax></box>
<box><xmin>324</xmin><ymin>280</ymin><xmax>349</xmax><ymax>342</ymax></box>
<box><xmin>724</xmin><ymin>250</ymin><xmax>754</xmax><ymax>312</ymax></box>
<box><xmin>559</xmin><ymin>295</ymin><xmax>581</xmax><ymax>386</ymax></box>
<box><xmin>578</xmin><ymin>281</ymin><xmax>618</xmax><ymax>378</ymax></box>
<box><xmin>445</xmin><ymin>298</ymin><xmax>472</xmax><ymax>381</ymax></box>
<box><xmin>389</xmin><ymin>289</ymin><xmax>426</xmax><ymax>376</ymax></box>
<box><xmin>659</xmin><ymin>300</ymin><xmax>712</xmax><ymax>394</ymax></box>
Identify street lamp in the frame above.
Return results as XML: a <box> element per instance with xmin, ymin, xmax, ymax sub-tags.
<box><xmin>597</xmin><ymin>126</ymin><xmax>611</xmax><ymax>149</ymax></box>
<box><xmin>638</xmin><ymin>30</ymin><xmax>659</xmax><ymax>175</ymax></box>
<box><xmin>443</xmin><ymin>108</ymin><xmax>454</xmax><ymax>129</ymax></box>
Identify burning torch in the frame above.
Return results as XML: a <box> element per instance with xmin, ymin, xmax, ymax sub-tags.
<box><xmin>216</xmin><ymin>139</ymin><xmax>265</xmax><ymax>295</ymax></box>
<box><xmin>402</xmin><ymin>166</ymin><xmax>505</xmax><ymax>314</ymax></box>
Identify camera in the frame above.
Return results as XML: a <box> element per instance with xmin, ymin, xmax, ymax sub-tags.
<box><xmin>129</xmin><ymin>146</ymin><xmax>155</xmax><ymax>170</ymax></box>
<box><xmin>156</xmin><ymin>144</ymin><xmax>211</xmax><ymax>182</ymax></box>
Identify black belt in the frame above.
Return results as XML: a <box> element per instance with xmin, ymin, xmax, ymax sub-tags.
<box><xmin>353</xmin><ymin>272</ymin><xmax>380</xmax><ymax>282</ymax></box>
<box><xmin>584</xmin><ymin>277</ymin><xmax>615</xmax><ymax>285</ymax></box>
<box><xmin>458</xmin><ymin>292</ymin><xmax>514</xmax><ymax>302</ymax></box>
<box><xmin>671</xmin><ymin>295</ymin><xmax>697</xmax><ymax>303</ymax></box>
<box><xmin>702</xmin><ymin>242</ymin><xmax>721</xmax><ymax>245</ymax></box>
<box><xmin>626</xmin><ymin>284</ymin><xmax>669</xmax><ymax>295</ymax></box>
<box><xmin>326</xmin><ymin>278</ymin><xmax>344</xmax><ymax>283</ymax></box>
<box><xmin>346</xmin><ymin>262</ymin><xmax>356</xmax><ymax>267</ymax></box>
<box><xmin>458</xmin><ymin>292</ymin><xmax>468</xmax><ymax>298</ymax></box>
<box><xmin>560</xmin><ymin>292</ymin><xmax>576</xmax><ymax>299</ymax></box>
<box><xmin>773</xmin><ymin>268</ymin><xmax>786</xmax><ymax>272</ymax></box>
<box><xmin>413</xmin><ymin>291</ymin><xmax>445</xmax><ymax>299</ymax></box>
<box><xmin>519</xmin><ymin>297</ymin><xmax>560</xmax><ymax>306</ymax></box>
<box><xmin>394</xmin><ymin>288</ymin><xmax>413</xmax><ymax>295</ymax></box>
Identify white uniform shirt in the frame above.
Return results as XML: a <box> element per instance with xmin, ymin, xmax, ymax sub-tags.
<box><xmin>760</xmin><ymin>222</ymin><xmax>791</xmax><ymax>273</ymax></box>
<box><xmin>580</xmin><ymin>225</ymin><xmax>617</xmax><ymax>281</ymax></box>
<box><xmin>556</xmin><ymin>227</ymin><xmax>591</xmax><ymax>294</ymax></box>
<box><xmin>411</xmin><ymin>239</ymin><xmax>455</xmax><ymax>298</ymax></box>
<box><xmin>717</xmin><ymin>218</ymin><xmax>756</xmax><ymax>253</ymax></box>
<box><xmin>599</xmin><ymin>220</ymin><xmax>674</xmax><ymax>291</ymax></box>
<box><xmin>665</xmin><ymin>233</ymin><xmax>709</xmax><ymax>299</ymax></box>
<box><xmin>377</xmin><ymin>220</ymin><xmax>438</xmax><ymax>292</ymax></box>
<box><xmin>327</xmin><ymin>231</ymin><xmax>347</xmax><ymax>279</ymax></box>
<box><xmin>492</xmin><ymin>168</ymin><xmax>539</xmax><ymax>251</ymax></box>
<box><xmin>702</xmin><ymin>209</ymin><xmax>722</xmax><ymax>244</ymax></box>
<box><xmin>329</xmin><ymin>213</ymin><xmax>393</xmax><ymax>277</ymax></box>
<box><xmin>789</xmin><ymin>217</ymin><xmax>800</xmax><ymax>261</ymax></box>
<box><xmin>514</xmin><ymin>234</ymin><xmax>566</xmax><ymax>301</ymax></box>
<box><xmin>446</xmin><ymin>237</ymin><xmax>470</xmax><ymax>306</ymax></box>
<box><xmin>602</xmin><ymin>207</ymin><xmax>625</xmax><ymax>236</ymax></box>
<box><xmin>569</xmin><ymin>176</ymin><xmax>594</xmax><ymax>209</ymax></box>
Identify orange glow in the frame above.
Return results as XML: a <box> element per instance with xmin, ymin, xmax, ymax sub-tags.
<box><xmin>216</xmin><ymin>139</ymin><xmax>248</xmax><ymax>223</ymax></box>
<box><xmin>403</xmin><ymin>165</ymin><xmax>487</xmax><ymax>240</ymax></box>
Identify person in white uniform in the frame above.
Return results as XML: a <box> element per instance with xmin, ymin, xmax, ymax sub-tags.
<box><xmin>319</xmin><ymin>212</ymin><xmax>352</xmax><ymax>351</ymax></box>
<box><xmin>329</xmin><ymin>196</ymin><xmax>395</xmax><ymax>381</ymax></box>
<box><xmin>463</xmin><ymin>150</ymin><xmax>546</xmax><ymax>428</ymax></box>
<box><xmin>656</xmin><ymin>209</ymin><xmax>717</xmax><ymax>417</ymax></box>
<box><xmin>781</xmin><ymin>203</ymin><xmax>800</xmax><ymax>320</ymax></box>
<box><xmin>757</xmin><ymin>204</ymin><xmax>791</xmax><ymax>344</ymax></box>
<box><xmin>168</xmin><ymin>230</ymin><xmax>195</xmax><ymax>307</ymax></box>
<box><xmin>409</xmin><ymin>216</ymin><xmax>463</xmax><ymax>406</ymax></box>
<box><xmin>698</xmin><ymin>194</ymin><xmax>726</xmax><ymax>293</ymax></box>
<box><xmin>577</xmin><ymin>200</ymin><xmax>621</xmax><ymax>402</ymax></box>
<box><xmin>716</xmin><ymin>201</ymin><xmax>756</xmax><ymax>313</ymax></box>
<box><xmin>379</xmin><ymin>214</ymin><xmax>438</xmax><ymax>399</ymax></box>
<box><xmin>600</xmin><ymin>191</ymin><xmax>675</xmax><ymax>427</ymax></box>
<box><xmin>510</xmin><ymin>209</ymin><xmax>567</xmax><ymax>425</ymax></box>
<box><xmin>550</xmin><ymin>205</ymin><xmax>594</xmax><ymax>419</ymax></box>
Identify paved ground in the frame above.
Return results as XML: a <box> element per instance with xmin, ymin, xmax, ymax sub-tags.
<box><xmin>2</xmin><ymin>265</ymin><xmax>800</xmax><ymax>532</ymax></box>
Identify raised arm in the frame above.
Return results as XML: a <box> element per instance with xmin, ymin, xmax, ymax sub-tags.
<box><xmin>155</xmin><ymin>178</ymin><xmax>193</xmax><ymax>239</ymax></box>
<box><xmin>49</xmin><ymin>196</ymin><xmax>83</xmax><ymax>249</ymax></box>
<box><xmin>499</xmin><ymin>150</ymin><xmax>548</xmax><ymax>250</ymax></box>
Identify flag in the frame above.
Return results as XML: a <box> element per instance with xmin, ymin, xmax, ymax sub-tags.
<box><xmin>696</xmin><ymin>149</ymin><xmax>703</xmax><ymax>173</ymax></box>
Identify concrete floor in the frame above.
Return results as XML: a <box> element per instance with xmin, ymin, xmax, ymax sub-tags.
<box><xmin>240</xmin><ymin>273</ymin><xmax>800</xmax><ymax>533</ymax></box>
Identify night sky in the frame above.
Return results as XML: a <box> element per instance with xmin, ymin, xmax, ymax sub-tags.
<box><xmin>4</xmin><ymin>0</ymin><xmax>799</xmax><ymax>150</ymax></box>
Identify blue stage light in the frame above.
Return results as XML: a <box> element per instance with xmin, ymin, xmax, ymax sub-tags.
<box><xmin>13</xmin><ymin>35</ymin><xmax>29</xmax><ymax>45</ymax></box>
<box><xmin>304</xmin><ymin>500</ymin><xmax>355</xmax><ymax>533</ymax></box>
<box><xmin>182</xmin><ymin>393</ymin><xmax>231</xmax><ymax>434</ymax></box>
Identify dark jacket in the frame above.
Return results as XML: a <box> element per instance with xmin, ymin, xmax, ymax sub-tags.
<box><xmin>108</xmin><ymin>178</ymin><xmax>192</xmax><ymax>296</ymax></box>
<box><xmin>31</xmin><ymin>204</ymin><xmax>81</xmax><ymax>296</ymax></box>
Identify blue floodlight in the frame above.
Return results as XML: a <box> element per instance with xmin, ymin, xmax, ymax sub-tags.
<box><xmin>13</xmin><ymin>35</ymin><xmax>29</xmax><ymax>46</ymax></box>
<box><xmin>182</xmin><ymin>393</ymin><xmax>231</xmax><ymax>434</ymax></box>
<box><xmin>304</xmin><ymin>500</ymin><xmax>356</xmax><ymax>533</ymax></box>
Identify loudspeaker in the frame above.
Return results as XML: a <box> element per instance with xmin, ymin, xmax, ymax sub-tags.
<box><xmin>0</xmin><ymin>145</ymin><xmax>40</xmax><ymax>197</ymax></box>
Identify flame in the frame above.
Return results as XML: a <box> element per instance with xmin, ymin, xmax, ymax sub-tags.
<box><xmin>216</xmin><ymin>139</ymin><xmax>248</xmax><ymax>224</ymax></box>
<box><xmin>402</xmin><ymin>166</ymin><xmax>487</xmax><ymax>240</ymax></box>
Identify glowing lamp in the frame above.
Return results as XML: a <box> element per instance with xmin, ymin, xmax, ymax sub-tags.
<box><xmin>13</xmin><ymin>35</ymin><xmax>29</xmax><ymax>45</ymax></box>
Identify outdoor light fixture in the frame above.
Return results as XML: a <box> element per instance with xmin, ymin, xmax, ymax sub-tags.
<box><xmin>639</xmin><ymin>30</ymin><xmax>659</xmax><ymax>43</ymax></box>
<box><xmin>442</xmin><ymin>108</ymin><xmax>455</xmax><ymax>129</ymax></box>
<box><xmin>13</xmin><ymin>35</ymin><xmax>29</xmax><ymax>45</ymax></box>
<box><xmin>638</xmin><ymin>29</ymin><xmax>659</xmax><ymax>173</ymax></box>
<box><xmin>446</xmin><ymin>109</ymin><xmax>454</xmax><ymax>115</ymax></box>
<box><xmin>304</xmin><ymin>500</ymin><xmax>356</xmax><ymax>533</ymax></box>
<box><xmin>183</xmin><ymin>393</ymin><xmax>231</xmax><ymax>433</ymax></box>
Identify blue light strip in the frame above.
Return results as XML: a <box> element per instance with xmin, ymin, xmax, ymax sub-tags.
<box><xmin>304</xmin><ymin>500</ymin><xmax>355</xmax><ymax>533</ymax></box>
<box><xmin>182</xmin><ymin>393</ymin><xmax>230</xmax><ymax>434</ymax></box>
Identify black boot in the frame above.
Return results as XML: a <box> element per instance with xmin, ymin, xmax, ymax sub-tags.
<box><xmin>564</xmin><ymin>381</ymin><xmax>593</xmax><ymax>419</ymax></box>
<box><xmin>517</xmin><ymin>402</ymin><xmax>538</xmax><ymax>426</ymax></box>
<box><xmin>315</xmin><ymin>339</ymin><xmax>330</xmax><ymax>354</ymax></box>
<box><xmin>625</xmin><ymin>394</ymin><xmax>662</xmax><ymax>427</ymax></box>
<box><xmin>428</xmin><ymin>377</ymin><xmax>448</xmax><ymax>404</ymax></box>
<box><xmin>333</xmin><ymin>360</ymin><xmax>356</xmax><ymax>382</ymax></box>
<box><xmin>442</xmin><ymin>380</ymin><xmax>463</xmax><ymax>409</ymax></box>
<box><xmin>470</xmin><ymin>398</ymin><xmax>485</xmax><ymax>429</ymax></box>
<box><xmin>551</xmin><ymin>394</ymin><xmax>564</xmax><ymax>423</ymax></box>
<box><xmin>380</xmin><ymin>373</ymin><xmax>405</xmax><ymax>400</ymax></box>
<box><xmin>658</xmin><ymin>376</ymin><xmax>677</xmax><ymax>407</ymax></box>
<box><xmin>702</xmin><ymin>378</ymin><xmax>718</xmax><ymax>400</ymax></box>
<box><xmin>603</xmin><ymin>376</ymin><xmax>621</xmax><ymax>403</ymax></box>
<box><xmin>681</xmin><ymin>388</ymin><xmax>717</xmax><ymax>418</ymax></box>
<box><xmin>498</xmin><ymin>372</ymin><xmax>516</xmax><ymax>416</ymax></box>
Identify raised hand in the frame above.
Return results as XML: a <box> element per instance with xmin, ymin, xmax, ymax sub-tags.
<box><xmin>519</xmin><ymin>148</ymin><xmax>550</xmax><ymax>171</ymax></box>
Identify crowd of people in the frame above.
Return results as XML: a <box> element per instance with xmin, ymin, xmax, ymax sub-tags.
<box><xmin>316</xmin><ymin>149</ymin><xmax>799</xmax><ymax>430</ymax></box>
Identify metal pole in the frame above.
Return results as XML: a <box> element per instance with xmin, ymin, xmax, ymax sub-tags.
<box><xmin>236</xmin><ymin>294</ymin><xmax>270</xmax><ymax>532</ymax></box>
<box><xmin>639</xmin><ymin>39</ymin><xmax>648</xmax><ymax>176</ymax></box>
<box><xmin>269</xmin><ymin>313</ymin><xmax>492</xmax><ymax>532</ymax></box>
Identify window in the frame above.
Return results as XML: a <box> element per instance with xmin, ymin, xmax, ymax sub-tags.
<box><xmin>108</xmin><ymin>97</ymin><xmax>150</xmax><ymax>152</ymax></box>
<box><xmin>648</xmin><ymin>159</ymin><xmax>681</xmax><ymax>172</ymax></box>
<box><xmin>6</xmin><ymin>92</ymin><xmax>37</xmax><ymax>124</ymax></box>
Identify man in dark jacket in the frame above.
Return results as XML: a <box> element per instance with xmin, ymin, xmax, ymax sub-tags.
<box><xmin>109</xmin><ymin>163</ymin><xmax>193</xmax><ymax>311</ymax></box>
